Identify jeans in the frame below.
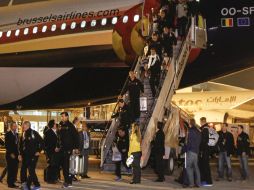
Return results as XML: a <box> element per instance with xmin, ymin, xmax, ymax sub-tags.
<box><xmin>239</xmin><ymin>154</ymin><xmax>249</xmax><ymax>180</ymax></box>
<box><xmin>218</xmin><ymin>152</ymin><xmax>232</xmax><ymax>178</ymax></box>
<box><xmin>186</xmin><ymin>151</ymin><xmax>201</xmax><ymax>186</ymax></box>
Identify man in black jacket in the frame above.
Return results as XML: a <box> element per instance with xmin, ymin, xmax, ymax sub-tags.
<box><xmin>44</xmin><ymin>120</ymin><xmax>61</xmax><ymax>183</ymax></box>
<box><xmin>5</xmin><ymin>122</ymin><xmax>19</xmax><ymax>188</ymax></box>
<box><xmin>122</xmin><ymin>71</ymin><xmax>144</xmax><ymax>122</ymax></box>
<box><xmin>59</xmin><ymin>112</ymin><xmax>80</xmax><ymax>188</ymax></box>
<box><xmin>112</xmin><ymin>99</ymin><xmax>131</xmax><ymax>130</ymax></box>
<box><xmin>199</xmin><ymin>117</ymin><xmax>213</xmax><ymax>186</ymax></box>
<box><xmin>236</xmin><ymin>125</ymin><xmax>250</xmax><ymax>181</ymax></box>
<box><xmin>19</xmin><ymin>121</ymin><xmax>44</xmax><ymax>190</ymax></box>
<box><xmin>216</xmin><ymin>123</ymin><xmax>234</xmax><ymax>181</ymax></box>
<box><xmin>148</xmin><ymin>47</ymin><xmax>161</xmax><ymax>97</ymax></box>
<box><xmin>161</xmin><ymin>26</ymin><xmax>177</xmax><ymax>58</ymax></box>
<box><xmin>114</xmin><ymin>127</ymin><xmax>130</xmax><ymax>181</ymax></box>
<box><xmin>154</xmin><ymin>122</ymin><xmax>165</xmax><ymax>182</ymax></box>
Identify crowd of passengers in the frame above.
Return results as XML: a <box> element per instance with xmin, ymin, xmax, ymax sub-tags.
<box><xmin>0</xmin><ymin>1</ymin><xmax>250</xmax><ymax>190</ymax></box>
<box><xmin>110</xmin><ymin>0</ymin><xmax>251</xmax><ymax>188</ymax></box>
<box><xmin>0</xmin><ymin>113</ymin><xmax>94</xmax><ymax>189</ymax></box>
<box><xmin>113</xmin><ymin>111</ymin><xmax>251</xmax><ymax>188</ymax></box>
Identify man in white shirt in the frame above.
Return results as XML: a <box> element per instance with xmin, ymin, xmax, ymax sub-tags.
<box><xmin>78</xmin><ymin>122</ymin><xmax>91</xmax><ymax>179</ymax></box>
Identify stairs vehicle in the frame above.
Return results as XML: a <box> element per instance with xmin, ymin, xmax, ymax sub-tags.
<box><xmin>100</xmin><ymin>16</ymin><xmax>207</xmax><ymax>173</ymax></box>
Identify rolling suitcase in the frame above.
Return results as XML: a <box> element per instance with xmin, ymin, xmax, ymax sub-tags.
<box><xmin>69</xmin><ymin>154</ymin><xmax>85</xmax><ymax>175</ymax></box>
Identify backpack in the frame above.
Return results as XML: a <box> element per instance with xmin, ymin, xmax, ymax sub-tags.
<box><xmin>207</xmin><ymin>127</ymin><xmax>219</xmax><ymax>147</ymax></box>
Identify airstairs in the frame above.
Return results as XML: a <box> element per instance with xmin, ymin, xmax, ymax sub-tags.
<box><xmin>100</xmin><ymin>16</ymin><xmax>207</xmax><ymax>171</ymax></box>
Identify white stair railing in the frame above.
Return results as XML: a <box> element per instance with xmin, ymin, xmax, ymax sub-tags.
<box><xmin>141</xmin><ymin>28</ymin><xmax>193</xmax><ymax>167</ymax></box>
<box><xmin>100</xmin><ymin>56</ymin><xmax>143</xmax><ymax>168</ymax></box>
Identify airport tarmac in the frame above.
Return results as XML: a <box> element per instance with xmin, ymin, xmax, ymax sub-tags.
<box><xmin>0</xmin><ymin>165</ymin><xmax>253</xmax><ymax>190</ymax></box>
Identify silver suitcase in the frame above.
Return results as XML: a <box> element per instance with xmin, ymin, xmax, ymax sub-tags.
<box><xmin>69</xmin><ymin>155</ymin><xmax>84</xmax><ymax>175</ymax></box>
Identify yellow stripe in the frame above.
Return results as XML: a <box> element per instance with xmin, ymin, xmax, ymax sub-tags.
<box><xmin>226</xmin><ymin>19</ymin><xmax>230</xmax><ymax>26</ymax></box>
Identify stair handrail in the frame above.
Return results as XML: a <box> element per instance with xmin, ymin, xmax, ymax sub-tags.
<box><xmin>140</xmin><ymin>26</ymin><xmax>193</xmax><ymax>167</ymax></box>
<box><xmin>100</xmin><ymin>55</ymin><xmax>142</xmax><ymax>167</ymax></box>
<box><xmin>101</xmin><ymin>56</ymin><xmax>140</xmax><ymax>139</ymax></box>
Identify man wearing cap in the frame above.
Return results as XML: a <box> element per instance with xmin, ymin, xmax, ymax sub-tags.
<box><xmin>59</xmin><ymin>112</ymin><xmax>80</xmax><ymax>188</ymax></box>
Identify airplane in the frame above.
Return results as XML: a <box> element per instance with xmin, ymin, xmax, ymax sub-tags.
<box><xmin>0</xmin><ymin>0</ymin><xmax>253</xmax><ymax>109</ymax></box>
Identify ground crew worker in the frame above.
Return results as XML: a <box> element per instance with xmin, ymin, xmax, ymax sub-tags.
<box><xmin>154</xmin><ymin>122</ymin><xmax>165</xmax><ymax>182</ymax></box>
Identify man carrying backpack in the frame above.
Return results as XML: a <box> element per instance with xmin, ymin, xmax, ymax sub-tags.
<box><xmin>199</xmin><ymin>117</ymin><xmax>213</xmax><ymax>187</ymax></box>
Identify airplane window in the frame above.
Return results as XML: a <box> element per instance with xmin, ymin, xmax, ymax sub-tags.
<box><xmin>101</xmin><ymin>18</ymin><xmax>107</xmax><ymax>26</ymax></box>
<box><xmin>0</xmin><ymin>31</ymin><xmax>2</xmax><ymax>38</ymax></box>
<box><xmin>6</xmin><ymin>30</ymin><xmax>11</xmax><ymax>37</ymax></box>
<box><xmin>33</xmin><ymin>27</ymin><xmax>38</xmax><ymax>34</ymax></box>
<box><xmin>112</xmin><ymin>17</ymin><xmax>118</xmax><ymax>25</ymax></box>
<box><xmin>24</xmin><ymin>28</ymin><xmax>29</xmax><ymax>35</ymax></box>
<box><xmin>134</xmin><ymin>15</ymin><xmax>140</xmax><ymax>22</ymax></box>
<box><xmin>71</xmin><ymin>22</ymin><xmax>76</xmax><ymax>29</ymax></box>
<box><xmin>81</xmin><ymin>21</ymin><xmax>86</xmax><ymax>28</ymax></box>
<box><xmin>51</xmin><ymin>24</ymin><xmax>57</xmax><ymax>31</ymax></box>
<box><xmin>123</xmin><ymin>16</ymin><xmax>128</xmax><ymax>23</ymax></box>
<box><xmin>42</xmin><ymin>25</ymin><xmax>47</xmax><ymax>33</ymax></box>
<box><xmin>91</xmin><ymin>20</ymin><xmax>96</xmax><ymax>27</ymax></box>
<box><xmin>15</xmin><ymin>29</ymin><xmax>20</xmax><ymax>36</ymax></box>
<box><xmin>61</xmin><ymin>23</ymin><xmax>67</xmax><ymax>30</ymax></box>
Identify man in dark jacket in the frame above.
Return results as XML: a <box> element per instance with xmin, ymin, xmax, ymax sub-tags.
<box><xmin>114</xmin><ymin>127</ymin><xmax>130</xmax><ymax>181</ymax></box>
<box><xmin>44</xmin><ymin>120</ymin><xmax>61</xmax><ymax>183</ymax></box>
<box><xmin>78</xmin><ymin>122</ymin><xmax>91</xmax><ymax>179</ymax></box>
<box><xmin>216</xmin><ymin>123</ymin><xmax>234</xmax><ymax>181</ymax></box>
<box><xmin>236</xmin><ymin>125</ymin><xmax>250</xmax><ymax>181</ymax></box>
<box><xmin>185</xmin><ymin>119</ymin><xmax>201</xmax><ymax>188</ymax></box>
<box><xmin>59</xmin><ymin>112</ymin><xmax>80</xmax><ymax>188</ymax></box>
<box><xmin>5</xmin><ymin>122</ymin><xmax>19</xmax><ymax>188</ymax></box>
<box><xmin>148</xmin><ymin>47</ymin><xmax>161</xmax><ymax>97</ymax></box>
<box><xmin>19</xmin><ymin>121</ymin><xmax>44</xmax><ymax>190</ymax></box>
<box><xmin>154</xmin><ymin>122</ymin><xmax>165</xmax><ymax>182</ymax></box>
<box><xmin>112</xmin><ymin>99</ymin><xmax>131</xmax><ymax>130</ymax></box>
<box><xmin>161</xmin><ymin>26</ymin><xmax>177</xmax><ymax>58</ymax></box>
<box><xmin>199</xmin><ymin>117</ymin><xmax>213</xmax><ymax>186</ymax></box>
<box><xmin>122</xmin><ymin>71</ymin><xmax>144</xmax><ymax>122</ymax></box>
<box><xmin>149</xmin><ymin>32</ymin><xmax>162</xmax><ymax>57</ymax></box>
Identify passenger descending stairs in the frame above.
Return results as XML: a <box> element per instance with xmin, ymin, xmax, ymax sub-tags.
<box><xmin>100</xmin><ymin>57</ymin><xmax>143</xmax><ymax>172</ymax></box>
<box><xmin>140</xmin><ymin>16</ymin><xmax>208</xmax><ymax>167</ymax></box>
<box><xmin>101</xmin><ymin>17</ymin><xmax>207</xmax><ymax>171</ymax></box>
<box><xmin>140</xmin><ymin>29</ymin><xmax>193</xmax><ymax>167</ymax></box>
